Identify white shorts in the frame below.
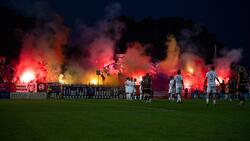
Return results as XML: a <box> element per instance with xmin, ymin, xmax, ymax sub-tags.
<box><xmin>176</xmin><ymin>87</ymin><xmax>182</xmax><ymax>94</ymax></box>
<box><xmin>125</xmin><ymin>87</ymin><xmax>129</xmax><ymax>93</ymax></box>
<box><xmin>168</xmin><ymin>88</ymin><xmax>174</xmax><ymax>94</ymax></box>
<box><xmin>207</xmin><ymin>86</ymin><xmax>216</xmax><ymax>93</ymax></box>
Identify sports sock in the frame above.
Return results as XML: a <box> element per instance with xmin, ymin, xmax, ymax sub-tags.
<box><xmin>213</xmin><ymin>99</ymin><xmax>216</xmax><ymax>105</ymax></box>
<box><xmin>206</xmin><ymin>98</ymin><xmax>209</xmax><ymax>104</ymax></box>
<box><xmin>176</xmin><ymin>94</ymin><xmax>179</xmax><ymax>103</ymax></box>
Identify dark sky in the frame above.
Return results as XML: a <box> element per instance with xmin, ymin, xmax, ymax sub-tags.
<box><xmin>1</xmin><ymin>0</ymin><xmax>250</xmax><ymax>64</ymax></box>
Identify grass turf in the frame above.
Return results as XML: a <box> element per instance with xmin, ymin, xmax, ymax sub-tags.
<box><xmin>0</xmin><ymin>99</ymin><xmax>250</xmax><ymax>141</ymax></box>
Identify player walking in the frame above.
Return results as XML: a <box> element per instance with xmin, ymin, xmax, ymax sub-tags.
<box><xmin>128</xmin><ymin>77</ymin><xmax>133</xmax><ymax>100</ymax></box>
<box><xmin>168</xmin><ymin>76</ymin><xmax>175</xmax><ymax>102</ymax></box>
<box><xmin>174</xmin><ymin>69</ymin><xmax>184</xmax><ymax>103</ymax></box>
<box><xmin>124</xmin><ymin>77</ymin><xmax>130</xmax><ymax>100</ymax></box>
<box><xmin>144</xmin><ymin>73</ymin><xmax>152</xmax><ymax>103</ymax></box>
<box><xmin>204</xmin><ymin>66</ymin><xmax>220</xmax><ymax>105</ymax></box>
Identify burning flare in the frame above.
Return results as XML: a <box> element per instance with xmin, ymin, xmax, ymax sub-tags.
<box><xmin>20</xmin><ymin>69</ymin><xmax>35</xmax><ymax>83</ymax></box>
<box><xmin>90</xmin><ymin>79</ymin><xmax>98</xmax><ymax>85</ymax></box>
<box><xmin>58</xmin><ymin>74</ymin><xmax>65</xmax><ymax>84</ymax></box>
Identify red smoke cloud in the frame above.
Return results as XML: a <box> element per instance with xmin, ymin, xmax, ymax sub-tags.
<box><xmin>158</xmin><ymin>35</ymin><xmax>240</xmax><ymax>91</ymax></box>
<box><xmin>13</xmin><ymin>4</ymin><xmax>241</xmax><ymax>91</ymax></box>
<box><xmin>14</xmin><ymin>15</ymin><xmax>69</xmax><ymax>83</ymax></box>
<box><xmin>122</xmin><ymin>42</ymin><xmax>152</xmax><ymax>81</ymax></box>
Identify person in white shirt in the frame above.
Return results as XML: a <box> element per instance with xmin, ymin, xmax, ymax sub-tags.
<box><xmin>204</xmin><ymin>66</ymin><xmax>220</xmax><ymax>105</ymax></box>
<box><xmin>168</xmin><ymin>76</ymin><xmax>175</xmax><ymax>102</ymax></box>
<box><xmin>174</xmin><ymin>69</ymin><xmax>184</xmax><ymax>103</ymax></box>
<box><xmin>128</xmin><ymin>77</ymin><xmax>133</xmax><ymax>100</ymax></box>
<box><xmin>124</xmin><ymin>77</ymin><xmax>130</xmax><ymax>100</ymax></box>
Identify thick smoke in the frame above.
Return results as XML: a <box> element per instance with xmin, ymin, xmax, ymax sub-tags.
<box><xmin>15</xmin><ymin>3</ymin><xmax>69</xmax><ymax>83</ymax></box>
<box><xmin>214</xmin><ymin>49</ymin><xmax>242</xmax><ymax>82</ymax></box>
<box><xmin>158</xmin><ymin>33</ymin><xmax>207</xmax><ymax>90</ymax></box>
<box><xmin>158</xmin><ymin>35</ymin><xmax>180</xmax><ymax>75</ymax></box>
<box><xmin>63</xmin><ymin>4</ymin><xmax>124</xmax><ymax>85</ymax></box>
<box><xmin>179</xmin><ymin>52</ymin><xmax>207</xmax><ymax>89</ymax></box>
<box><xmin>178</xmin><ymin>29</ymin><xmax>199</xmax><ymax>53</ymax></box>
<box><xmin>157</xmin><ymin>28</ymin><xmax>242</xmax><ymax>90</ymax></box>
<box><xmin>13</xmin><ymin>2</ymin><xmax>243</xmax><ymax>90</ymax></box>
<box><xmin>122</xmin><ymin>42</ymin><xmax>152</xmax><ymax>79</ymax></box>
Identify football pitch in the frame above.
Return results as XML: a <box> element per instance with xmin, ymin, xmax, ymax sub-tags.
<box><xmin>0</xmin><ymin>99</ymin><xmax>250</xmax><ymax>141</ymax></box>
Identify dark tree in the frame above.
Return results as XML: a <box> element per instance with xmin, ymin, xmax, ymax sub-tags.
<box><xmin>0</xmin><ymin>6</ymin><xmax>35</xmax><ymax>63</ymax></box>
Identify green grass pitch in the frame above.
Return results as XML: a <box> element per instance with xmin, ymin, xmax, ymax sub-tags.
<box><xmin>0</xmin><ymin>99</ymin><xmax>250</xmax><ymax>141</ymax></box>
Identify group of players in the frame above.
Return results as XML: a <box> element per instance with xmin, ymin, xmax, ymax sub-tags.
<box><xmin>124</xmin><ymin>73</ymin><xmax>152</xmax><ymax>102</ymax></box>
<box><xmin>168</xmin><ymin>66</ymin><xmax>245</xmax><ymax>105</ymax></box>
<box><xmin>168</xmin><ymin>69</ymin><xmax>184</xmax><ymax>103</ymax></box>
<box><xmin>125</xmin><ymin>65</ymin><xmax>245</xmax><ymax>105</ymax></box>
<box><xmin>124</xmin><ymin>77</ymin><xmax>137</xmax><ymax>100</ymax></box>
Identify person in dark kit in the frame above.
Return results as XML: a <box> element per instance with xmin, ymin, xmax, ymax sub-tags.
<box><xmin>194</xmin><ymin>88</ymin><xmax>199</xmax><ymax>99</ymax></box>
<box><xmin>228</xmin><ymin>77</ymin><xmax>237</xmax><ymax>101</ymax></box>
<box><xmin>220</xmin><ymin>80</ymin><xmax>226</xmax><ymax>99</ymax></box>
<box><xmin>144</xmin><ymin>73</ymin><xmax>152</xmax><ymax>102</ymax></box>
<box><xmin>238</xmin><ymin>91</ymin><xmax>245</xmax><ymax>106</ymax></box>
<box><xmin>140</xmin><ymin>76</ymin><xmax>146</xmax><ymax>100</ymax></box>
<box><xmin>237</xmin><ymin>70</ymin><xmax>247</xmax><ymax>106</ymax></box>
<box><xmin>184</xmin><ymin>88</ymin><xmax>188</xmax><ymax>99</ymax></box>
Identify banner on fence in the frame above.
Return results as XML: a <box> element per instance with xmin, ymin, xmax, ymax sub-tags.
<box><xmin>10</xmin><ymin>92</ymin><xmax>47</xmax><ymax>99</ymax></box>
<box><xmin>63</xmin><ymin>84</ymin><xmax>88</xmax><ymax>98</ymax></box>
<box><xmin>15</xmin><ymin>83</ymin><xmax>28</xmax><ymax>93</ymax></box>
<box><xmin>37</xmin><ymin>83</ymin><xmax>47</xmax><ymax>92</ymax></box>
<box><xmin>47</xmin><ymin>83</ymin><xmax>61</xmax><ymax>92</ymax></box>
<box><xmin>63</xmin><ymin>85</ymin><xmax>121</xmax><ymax>99</ymax></box>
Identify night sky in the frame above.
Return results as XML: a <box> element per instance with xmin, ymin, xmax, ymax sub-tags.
<box><xmin>1</xmin><ymin>0</ymin><xmax>250</xmax><ymax>64</ymax></box>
